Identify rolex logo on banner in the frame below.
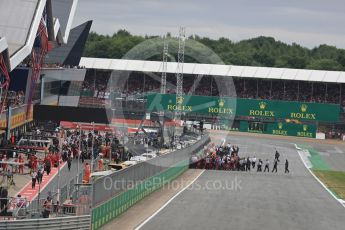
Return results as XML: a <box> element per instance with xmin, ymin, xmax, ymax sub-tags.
<box><xmin>290</xmin><ymin>103</ymin><xmax>316</xmax><ymax>120</ymax></box>
<box><xmin>208</xmin><ymin>98</ymin><xmax>233</xmax><ymax>114</ymax></box>
<box><xmin>297</xmin><ymin>124</ymin><xmax>313</xmax><ymax>138</ymax></box>
<box><xmin>272</xmin><ymin>122</ymin><xmax>287</xmax><ymax>136</ymax></box>
<box><xmin>248</xmin><ymin>101</ymin><xmax>275</xmax><ymax>117</ymax></box>
<box><xmin>167</xmin><ymin>96</ymin><xmax>192</xmax><ymax>112</ymax></box>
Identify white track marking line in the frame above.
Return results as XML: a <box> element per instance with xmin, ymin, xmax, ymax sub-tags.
<box><xmin>134</xmin><ymin>169</ymin><xmax>205</xmax><ymax>230</ymax></box>
<box><xmin>294</xmin><ymin>144</ymin><xmax>345</xmax><ymax>208</ymax></box>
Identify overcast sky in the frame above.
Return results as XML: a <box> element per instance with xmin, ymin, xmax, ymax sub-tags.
<box><xmin>73</xmin><ymin>0</ymin><xmax>345</xmax><ymax>49</ymax></box>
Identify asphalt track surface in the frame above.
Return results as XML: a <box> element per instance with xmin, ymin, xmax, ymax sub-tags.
<box><xmin>139</xmin><ymin>134</ymin><xmax>345</xmax><ymax>230</ymax></box>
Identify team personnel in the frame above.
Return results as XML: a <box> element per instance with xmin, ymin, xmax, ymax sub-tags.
<box><xmin>275</xmin><ymin>150</ymin><xmax>280</xmax><ymax>162</ymax></box>
<box><xmin>285</xmin><ymin>159</ymin><xmax>290</xmax><ymax>173</ymax></box>
<box><xmin>251</xmin><ymin>156</ymin><xmax>257</xmax><ymax>169</ymax></box>
<box><xmin>272</xmin><ymin>159</ymin><xmax>278</xmax><ymax>173</ymax></box>
<box><xmin>257</xmin><ymin>159</ymin><xmax>262</xmax><ymax>172</ymax></box>
<box><xmin>67</xmin><ymin>156</ymin><xmax>72</xmax><ymax>171</ymax></box>
<box><xmin>264</xmin><ymin>159</ymin><xmax>270</xmax><ymax>172</ymax></box>
<box><xmin>246</xmin><ymin>157</ymin><xmax>251</xmax><ymax>171</ymax></box>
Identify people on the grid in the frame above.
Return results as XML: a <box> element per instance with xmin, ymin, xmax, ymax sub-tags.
<box><xmin>251</xmin><ymin>156</ymin><xmax>257</xmax><ymax>169</ymax></box>
<box><xmin>272</xmin><ymin>159</ymin><xmax>278</xmax><ymax>173</ymax></box>
<box><xmin>257</xmin><ymin>159</ymin><xmax>263</xmax><ymax>172</ymax></box>
<box><xmin>264</xmin><ymin>159</ymin><xmax>270</xmax><ymax>172</ymax></box>
<box><xmin>285</xmin><ymin>159</ymin><xmax>290</xmax><ymax>173</ymax></box>
<box><xmin>275</xmin><ymin>150</ymin><xmax>280</xmax><ymax>162</ymax></box>
<box><xmin>189</xmin><ymin>142</ymin><xmax>290</xmax><ymax>174</ymax></box>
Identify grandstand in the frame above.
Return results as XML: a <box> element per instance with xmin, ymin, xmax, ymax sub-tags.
<box><xmin>72</xmin><ymin>58</ymin><xmax>345</xmax><ymax>139</ymax></box>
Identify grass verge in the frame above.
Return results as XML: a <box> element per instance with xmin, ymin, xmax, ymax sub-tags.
<box><xmin>312</xmin><ymin>170</ymin><xmax>345</xmax><ymax>200</ymax></box>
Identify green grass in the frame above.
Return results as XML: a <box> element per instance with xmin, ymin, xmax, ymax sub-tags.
<box><xmin>296</xmin><ymin>144</ymin><xmax>342</xmax><ymax>198</ymax></box>
<box><xmin>296</xmin><ymin>144</ymin><xmax>331</xmax><ymax>171</ymax></box>
<box><xmin>313</xmin><ymin>170</ymin><xmax>345</xmax><ymax>200</ymax></box>
<box><xmin>308</xmin><ymin>149</ymin><xmax>331</xmax><ymax>171</ymax></box>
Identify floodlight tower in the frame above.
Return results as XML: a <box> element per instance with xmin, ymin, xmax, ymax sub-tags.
<box><xmin>174</xmin><ymin>27</ymin><xmax>186</xmax><ymax>145</ymax></box>
<box><xmin>160</xmin><ymin>38</ymin><xmax>169</xmax><ymax>94</ymax></box>
<box><xmin>159</xmin><ymin>38</ymin><xmax>169</xmax><ymax>148</ymax></box>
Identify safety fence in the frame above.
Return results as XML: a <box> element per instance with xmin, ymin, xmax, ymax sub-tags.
<box><xmin>92</xmin><ymin>134</ymin><xmax>210</xmax><ymax>206</ymax></box>
<box><xmin>27</xmin><ymin>171</ymin><xmax>84</xmax><ymax>218</ymax></box>
<box><xmin>0</xmin><ymin>214</ymin><xmax>90</xmax><ymax>230</ymax></box>
<box><xmin>91</xmin><ymin>134</ymin><xmax>210</xmax><ymax>230</ymax></box>
<box><xmin>91</xmin><ymin>160</ymin><xmax>188</xmax><ymax>230</ymax></box>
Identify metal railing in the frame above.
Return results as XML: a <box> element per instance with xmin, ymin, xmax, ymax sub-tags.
<box><xmin>0</xmin><ymin>215</ymin><xmax>91</xmax><ymax>230</ymax></box>
<box><xmin>0</xmin><ymin>197</ymin><xmax>29</xmax><ymax>219</ymax></box>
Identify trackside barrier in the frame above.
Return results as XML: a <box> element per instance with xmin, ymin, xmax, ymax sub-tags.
<box><xmin>0</xmin><ymin>215</ymin><xmax>91</xmax><ymax>230</ymax></box>
<box><xmin>91</xmin><ymin>134</ymin><xmax>210</xmax><ymax>230</ymax></box>
<box><xmin>91</xmin><ymin>160</ymin><xmax>188</xmax><ymax>230</ymax></box>
<box><xmin>92</xmin><ymin>134</ymin><xmax>210</xmax><ymax>206</ymax></box>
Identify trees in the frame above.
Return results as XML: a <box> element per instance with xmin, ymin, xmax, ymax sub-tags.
<box><xmin>306</xmin><ymin>59</ymin><xmax>343</xmax><ymax>71</ymax></box>
<box><xmin>83</xmin><ymin>30</ymin><xmax>345</xmax><ymax>71</ymax></box>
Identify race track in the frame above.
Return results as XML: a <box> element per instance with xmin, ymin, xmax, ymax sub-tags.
<box><xmin>139</xmin><ymin>134</ymin><xmax>345</xmax><ymax>230</ymax></box>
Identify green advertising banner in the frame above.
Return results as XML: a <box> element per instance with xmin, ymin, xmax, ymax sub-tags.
<box><xmin>235</xmin><ymin>98</ymin><xmax>340</xmax><ymax>122</ymax></box>
<box><xmin>146</xmin><ymin>93</ymin><xmax>340</xmax><ymax>122</ymax></box>
<box><xmin>239</xmin><ymin>121</ymin><xmax>317</xmax><ymax>138</ymax></box>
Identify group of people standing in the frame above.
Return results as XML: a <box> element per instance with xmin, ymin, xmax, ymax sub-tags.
<box><xmin>247</xmin><ymin>151</ymin><xmax>290</xmax><ymax>173</ymax></box>
<box><xmin>190</xmin><ymin>143</ymin><xmax>290</xmax><ymax>174</ymax></box>
<box><xmin>31</xmin><ymin>152</ymin><xmax>57</xmax><ymax>189</ymax></box>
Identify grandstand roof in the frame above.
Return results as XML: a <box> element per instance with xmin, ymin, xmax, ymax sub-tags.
<box><xmin>0</xmin><ymin>0</ymin><xmax>46</xmax><ymax>70</ymax></box>
<box><xmin>45</xmin><ymin>20</ymin><xmax>92</xmax><ymax>66</ymax></box>
<box><xmin>52</xmin><ymin>0</ymin><xmax>79</xmax><ymax>43</ymax></box>
<box><xmin>79</xmin><ymin>57</ymin><xmax>345</xmax><ymax>84</ymax></box>
<box><xmin>0</xmin><ymin>37</ymin><xmax>7</xmax><ymax>54</ymax></box>
<box><xmin>0</xmin><ymin>0</ymin><xmax>78</xmax><ymax>71</ymax></box>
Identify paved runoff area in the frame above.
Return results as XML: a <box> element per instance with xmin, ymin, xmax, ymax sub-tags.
<box><xmin>138</xmin><ymin>132</ymin><xmax>345</xmax><ymax>230</ymax></box>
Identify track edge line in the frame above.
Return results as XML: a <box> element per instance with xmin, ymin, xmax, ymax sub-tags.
<box><xmin>134</xmin><ymin>169</ymin><xmax>205</xmax><ymax>230</ymax></box>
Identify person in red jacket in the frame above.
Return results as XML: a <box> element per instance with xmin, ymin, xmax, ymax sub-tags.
<box><xmin>83</xmin><ymin>163</ymin><xmax>91</xmax><ymax>184</ymax></box>
<box><xmin>32</xmin><ymin>156</ymin><xmax>38</xmax><ymax>172</ymax></box>
<box><xmin>18</xmin><ymin>154</ymin><xmax>24</xmax><ymax>174</ymax></box>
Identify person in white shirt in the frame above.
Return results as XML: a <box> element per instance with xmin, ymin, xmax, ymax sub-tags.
<box><xmin>31</xmin><ymin>171</ymin><xmax>37</xmax><ymax>189</ymax></box>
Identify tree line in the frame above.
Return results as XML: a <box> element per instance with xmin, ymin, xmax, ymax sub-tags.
<box><xmin>84</xmin><ymin>29</ymin><xmax>345</xmax><ymax>71</ymax></box>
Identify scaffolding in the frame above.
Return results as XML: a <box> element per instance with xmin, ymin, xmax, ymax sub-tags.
<box><xmin>160</xmin><ymin>39</ymin><xmax>169</xmax><ymax>94</ymax></box>
<box><xmin>159</xmin><ymin>38</ymin><xmax>169</xmax><ymax>146</ymax></box>
<box><xmin>174</xmin><ymin>27</ymin><xmax>186</xmax><ymax>146</ymax></box>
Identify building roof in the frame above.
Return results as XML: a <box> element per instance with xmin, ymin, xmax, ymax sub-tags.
<box><xmin>79</xmin><ymin>57</ymin><xmax>345</xmax><ymax>84</ymax></box>
<box><xmin>52</xmin><ymin>0</ymin><xmax>79</xmax><ymax>43</ymax></box>
<box><xmin>44</xmin><ymin>20</ymin><xmax>92</xmax><ymax>66</ymax></box>
<box><xmin>0</xmin><ymin>0</ymin><xmax>78</xmax><ymax>71</ymax></box>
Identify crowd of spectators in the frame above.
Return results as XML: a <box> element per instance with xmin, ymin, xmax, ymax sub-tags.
<box><xmin>1</xmin><ymin>91</ymin><xmax>25</xmax><ymax>108</ymax></box>
<box><xmin>325</xmin><ymin>130</ymin><xmax>345</xmax><ymax>140</ymax></box>
<box><xmin>17</xmin><ymin>62</ymin><xmax>86</xmax><ymax>70</ymax></box>
<box><xmin>80</xmin><ymin>72</ymin><xmax>345</xmax><ymax>107</ymax></box>
<box><xmin>234</xmin><ymin>78</ymin><xmax>345</xmax><ymax>105</ymax></box>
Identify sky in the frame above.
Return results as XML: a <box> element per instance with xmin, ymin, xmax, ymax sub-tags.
<box><xmin>73</xmin><ymin>0</ymin><xmax>345</xmax><ymax>49</ymax></box>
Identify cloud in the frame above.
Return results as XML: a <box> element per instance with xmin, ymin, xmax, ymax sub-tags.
<box><xmin>73</xmin><ymin>0</ymin><xmax>345</xmax><ymax>49</ymax></box>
